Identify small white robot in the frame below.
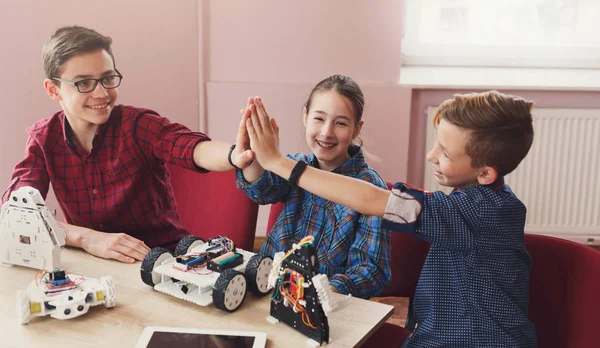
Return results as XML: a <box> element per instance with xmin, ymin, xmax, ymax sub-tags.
<box><xmin>0</xmin><ymin>186</ymin><xmax>117</xmax><ymax>324</ymax></box>
<box><xmin>17</xmin><ymin>270</ymin><xmax>117</xmax><ymax>324</ymax></box>
<box><xmin>141</xmin><ymin>235</ymin><xmax>273</xmax><ymax>312</ymax></box>
<box><xmin>0</xmin><ymin>186</ymin><xmax>66</xmax><ymax>271</ymax></box>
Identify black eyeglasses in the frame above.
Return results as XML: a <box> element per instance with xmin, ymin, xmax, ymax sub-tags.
<box><xmin>52</xmin><ymin>70</ymin><xmax>123</xmax><ymax>93</ymax></box>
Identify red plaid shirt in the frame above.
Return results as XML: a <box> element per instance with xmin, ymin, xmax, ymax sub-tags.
<box><xmin>4</xmin><ymin>105</ymin><xmax>210</xmax><ymax>248</ymax></box>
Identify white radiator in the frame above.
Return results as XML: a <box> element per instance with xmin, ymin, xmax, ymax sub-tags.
<box><xmin>424</xmin><ymin>107</ymin><xmax>600</xmax><ymax>245</ymax></box>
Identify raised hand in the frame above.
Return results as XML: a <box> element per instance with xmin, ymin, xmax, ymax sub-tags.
<box><xmin>245</xmin><ymin>97</ymin><xmax>284</xmax><ymax>171</ymax></box>
<box><xmin>230</xmin><ymin>97</ymin><xmax>255</xmax><ymax>169</ymax></box>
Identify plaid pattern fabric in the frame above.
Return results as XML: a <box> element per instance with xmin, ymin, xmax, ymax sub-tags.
<box><xmin>237</xmin><ymin>146</ymin><xmax>391</xmax><ymax>299</ymax></box>
<box><xmin>4</xmin><ymin>105</ymin><xmax>210</xmax><ymax>248</ymax></box>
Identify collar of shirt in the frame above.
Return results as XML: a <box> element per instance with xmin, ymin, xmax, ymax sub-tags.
<box><xmin>451</xmin><ymin>176</ymin><xmax>506</xmax><ymax>194</ymax></box>
<box><xmin>61</xmin><ymin>108</ymin><xmax>121</xmax><ymax>151</ymax></box>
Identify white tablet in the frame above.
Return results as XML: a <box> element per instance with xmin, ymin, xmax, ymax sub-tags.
<box><xmin>135</xmin><ymin>326</ymin><xmax>267</xmax><ymax>348</ymax></box>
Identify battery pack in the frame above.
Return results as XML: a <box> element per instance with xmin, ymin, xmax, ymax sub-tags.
<box><xmin>208</xmin><ymin>252</ymin><xmax>244</xmax><ymax>272</ymax></box>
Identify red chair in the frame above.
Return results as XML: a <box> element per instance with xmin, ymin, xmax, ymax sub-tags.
<box><xmin>525</xmin><ymin>234</ymin><xmax>600</xmax><ymax>348</ymax></box>
<box><xmin>362</xmin><ymin>231</ymin><xmax>429</xmax><ymax>347</ymax></box>
<box><xmin>168</xmin><ymin>165</ymin><xmax>259</xmax><ymax>251</ymax></box>
<box><xmin>266</xmin><ymin>183</ymin><xmax>430</xmax><ymax>348</ymax></box>
<box><xmin>266</xmin><ymin>202</ymin><xmax>284</xmax><ymax>236</ymax></box>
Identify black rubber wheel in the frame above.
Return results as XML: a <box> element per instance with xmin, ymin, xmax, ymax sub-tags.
<box><xmin>245</xmin><ymin>254</ymin><xmax>273</xmax><ymax>296</ymax></box>
<box><xmin>213</xmin><ymin>269</ymin><xmax>247</xmax><ymax>312</ymax></box>
<box><xmin>173</xmin><ymin>235</ymin><xmax>206</xmax><ymax>257</ymax></box>
<box><xmin>140</xmin><ymin>247</ymin><xmax>173</xmax><ymax>287</ymax></box>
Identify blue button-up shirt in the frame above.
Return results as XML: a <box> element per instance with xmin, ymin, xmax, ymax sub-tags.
<box><xmin>236</xmin><ymin>146</ymin><xmax>391</xmax><ymax>299</ymax></box>
<box><xmin>383</xmin><ymin>178</ymin><xmax>536</xmax><ymax>348</ymax></box>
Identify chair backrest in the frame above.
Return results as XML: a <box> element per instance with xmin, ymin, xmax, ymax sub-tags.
<box><xmin>379</xmin><ymin>229</ymin><xmax>429</xmax><ymax>298</ymax></box>
<box><xmin>169</xmin><ymin>165</ymin><xmax>259</xmax><ymax>251</ymax></box>
<box><xmin>265</xmin><ymin>182</ymin><xmax>430</xmax><ymax>298</ymax></box>
<box><xmin>525</xmin><ymin>234</ymin><xmax>600</xmax><ymax>348</ymax></box>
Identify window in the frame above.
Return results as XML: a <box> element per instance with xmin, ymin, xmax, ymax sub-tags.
<box><xmin>402</xmin><ymin>0</ymin><xmax>600</xmax><ymax>69</ymax></box>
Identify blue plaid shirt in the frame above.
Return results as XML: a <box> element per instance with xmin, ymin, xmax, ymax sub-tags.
<box><xmin>236</xmin><ymin>146</ymin><xmax>390</xmax><ymax>299</ymax></box>
<box><xmin>383</xmin><ymin>178</ymin><xmax>536</xmax><ymax>348</ymax></box>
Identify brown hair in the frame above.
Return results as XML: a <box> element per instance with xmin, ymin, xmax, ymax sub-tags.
<box><xmin>304</xmin><ymin>74</ymin><xmax>365</xmax><ymax>145</ymax></box>
<box><xmin>42</xmin><ymin>26</ymin><xmax>115</xmax><ymax>79</ymax></box>
<box><xmin>432</xmin><ymin>90</ymin><xmax>534</xmax><ymax>177</ymax></box>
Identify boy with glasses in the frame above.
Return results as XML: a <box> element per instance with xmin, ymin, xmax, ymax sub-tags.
<box><xmin>3</xmin><ymin>26</ymin><xmax>254</xmax><ymax>264</ymax></box>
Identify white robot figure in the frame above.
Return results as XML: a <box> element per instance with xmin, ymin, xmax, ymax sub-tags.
<box><xmin>141</xmin><ymin>235</ymin><xmax>273</xmax><ymax>312</ymax></box>
<box><xmin>0</xmin><ymin>186</ymin><xmax>66</xmax><ymax>271</ymax></box>
<box><xmin>0</xmin><ymin>187</ymin><xmax>118</xmax><ymax>324</ymax></box>
<box><xmin>17</xmin><ymin>270</ymin><xmax>117</xmax><ymax>324</ymax></box>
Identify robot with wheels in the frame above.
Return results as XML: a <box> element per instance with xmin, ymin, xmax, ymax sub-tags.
<box><xmin>266</xmin><ymin>235</ymin><xmax>338</xmax><ymax>346</ymax></box>
<box><xmin>0</xmin><ymin>186</ymin><xmax>118</xmax><ymax>324</ymax></box>
<box><xmin>140</xmin><ymin>235</ymin><xmax>273</xmax><ymax>312</ymax></box>
<box><xmin>17</xmin><ymin>269</ymin><xmax>117</xmax><ymax>324</ymax></box>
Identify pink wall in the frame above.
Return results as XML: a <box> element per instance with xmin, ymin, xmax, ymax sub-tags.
<box><xmin>205</xmin><ymin>0</ymin><xmax>410</xmax><ymax>182</ymax></box>
<box><xmin>205</xmin><ymin>0</ymin><xmax>411</xmax><ymax>235</ymax></box>
<box><xmin>208</xmin><ymin>0</ymin><xmax>404</xmax><ymax>84</ymax></box>
<box><xmin>0</xmin><ymin>0</ymin><xmax>199</xmax><ymax>216</ymax></box>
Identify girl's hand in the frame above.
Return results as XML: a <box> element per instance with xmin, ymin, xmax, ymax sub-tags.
<box><xmin>246</xmin><ymin>97</ymin><xmax>283</xmax><ymax>171</ymax></box>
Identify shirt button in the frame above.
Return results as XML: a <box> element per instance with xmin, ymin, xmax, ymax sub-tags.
<box><xmin>99</xmin><ymin>224</ymin><xmax>104</xmax><ymax>228</ymax></box>
<box><xmin>92</xmin><ymin>189</ymin><xmax>98</xmax><ymax>195</ymax></box>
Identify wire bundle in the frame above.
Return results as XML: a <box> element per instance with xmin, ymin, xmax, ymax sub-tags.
<box><xmin>34</xmin><ymin>268</ymin><xmax>84</xmax><ymax>293</ymax></box>
<box><xmin>175</xmin><ymin>236</ymin><xmax>236</xmax><ymax>272</ymax></box>
<box><xmin>271</xmin><ymin>235</ymin><xmax>318</xmax><ymax>328</ymax></box>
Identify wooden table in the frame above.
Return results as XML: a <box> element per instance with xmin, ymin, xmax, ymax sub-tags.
<box><xmin>0</xmin><ymin>248</ymin><xmax>393</xmax><ymax>347</ymax></box>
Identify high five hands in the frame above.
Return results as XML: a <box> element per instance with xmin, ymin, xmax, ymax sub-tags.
<box><xmin>229</xmin><ymin>97</ymin><xmax>257</xmax><ymax>169</ymax></box>
<box><xmin>238</xmin><ymin>97</ymin><xmax>283</xmax><ymax>171</ymax></box>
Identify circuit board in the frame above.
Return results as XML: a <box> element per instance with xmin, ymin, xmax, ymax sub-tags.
<box><xmin>269</xmin><ymin>238</ymin><xmax>329</xmax><ymax>345</ymax></box>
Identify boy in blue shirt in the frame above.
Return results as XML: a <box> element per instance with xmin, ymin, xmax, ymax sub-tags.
<box><xmin>242</xmin><ymin>91</ymin><xmax>537</xmax><ymax>347</ymax></box>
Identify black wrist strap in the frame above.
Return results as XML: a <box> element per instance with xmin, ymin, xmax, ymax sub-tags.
<box><xmin>228</xmin><ymin>144</ymin><xmax>240</xmax><ymax>170</ymax></box>
<box><xmin>289</xmin><ymin>161</ymin><xmax>308</xmax><ymax>189</ymax></box>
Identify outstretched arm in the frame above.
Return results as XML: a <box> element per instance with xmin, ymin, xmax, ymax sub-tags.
<box><xmin>193</xmin><ymin>97</ymin><xmax>256</xmax><ymax>171</ymax></box>
<box><xmin>246</xmin><ymin>97</ymin><xmax>390</xmax><ymax>217</ymax></box>
<box><xmin>192</xmin><ymin>130</ymin><xmax>254</xmax><ymax>172</ymax></box>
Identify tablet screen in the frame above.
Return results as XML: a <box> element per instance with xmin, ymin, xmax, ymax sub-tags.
<box><xmin>146</xmin><ymin>331</ymin><xmax>255</xmax><ymax>348</ymax></box>
<box><xmin>135</xmin><ymin>327</ymin><xmax>267</xmax><ymax>348</ymax></box>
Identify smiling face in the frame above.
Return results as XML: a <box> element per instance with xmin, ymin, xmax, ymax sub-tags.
<box><xmin>426</xmin><ymin>119</ymin><xmax>484</xmax><ymax>189</ymax></box>
<box><xmin>303</xmin><ymin>89</ymin><xmax>363</xmax><ymax>172</ymax></box>
<box><xmin>44</xmin><ymin>49</ymin><xmax>118</xmax><ymax>133</ymax></box>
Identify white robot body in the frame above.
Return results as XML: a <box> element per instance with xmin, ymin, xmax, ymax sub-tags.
<box><xmin>0</xmin><ymin>186</ymin><xmax>66</xmax><ymax>271</ymax></box>
<box><xmin>17</xmin><ymin>273</ymin><xmax>117</xmax><ymax>324</ymax></box>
